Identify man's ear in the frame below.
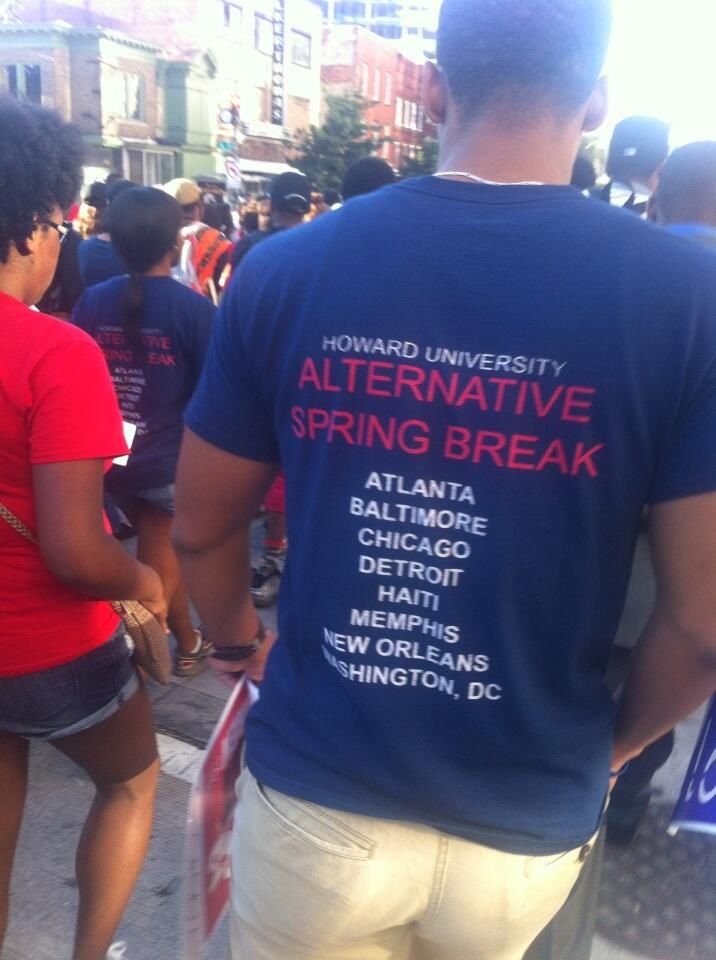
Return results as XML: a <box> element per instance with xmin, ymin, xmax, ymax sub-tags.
<box><xmin>424</xmin><ymin>61</ymin><xmax>448</xmax><ymax>126</ymax></box>
<box><xmin>583</xmin><ymin>76</ymin><xmax>608</xmax><ymax>133</ymax></box>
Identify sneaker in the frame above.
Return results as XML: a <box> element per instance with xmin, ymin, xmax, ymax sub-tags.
<box><xmin>173</xmin><ymin>629</ymin><xmax>214</xmax><ymax>677</ymax></box>
<box><xmin>251</xmin><ymin>549</ymin><xmax>285</xmax><ymax>607</ymax></box>
<box><xmin>106</xmin><ymin>943</ymin><xmax>127</xmax><ymax>960</ymax></box>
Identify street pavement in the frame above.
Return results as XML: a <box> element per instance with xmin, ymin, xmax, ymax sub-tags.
<box><xmin>4</xmin><ymin>529</ymin><xmax>715</xmax><ymax>960</ymax></box>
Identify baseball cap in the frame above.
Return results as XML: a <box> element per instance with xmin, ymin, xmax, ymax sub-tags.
<box><xmin>85</xmin><ymin>181</ymin><xmax>108</xmax><ymax>208</ymax></box>
<box><xmin>270</xmin><ymin>172</ymin><xmax>311</xmax><ymax>215</ymax></box>
<box><xmin>607</xmin><ymin>116</ymin><xmax>670</xmax><ymax>181</ymax></box>
<box><xmin>163</xmin><ymin>177</ymin><xmax>202</xmax><ymax>207</ymax></box>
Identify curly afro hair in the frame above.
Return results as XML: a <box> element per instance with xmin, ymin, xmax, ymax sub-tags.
<box><xmin>0</xmin><ymin>97</ymin><xmax>84</xmax><ymax>263</ymax></box>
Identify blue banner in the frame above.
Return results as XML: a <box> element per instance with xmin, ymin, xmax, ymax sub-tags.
<box><xmin>671</xmin><ymin>697</ymin><xmax>716</xmax><ymax>836</ymax></box>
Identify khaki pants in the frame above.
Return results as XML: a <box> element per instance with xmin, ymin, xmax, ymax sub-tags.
<box><xmin>230</xmin><ymin>771</ymin><xmax>594</xmax><ymax>960</ymax></box>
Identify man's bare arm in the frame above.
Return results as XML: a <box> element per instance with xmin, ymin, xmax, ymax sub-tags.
<box><xmin>613</xmin><ymin>492</ymin><xmax>716</xmax><ymax>769</ymax></box>
<box><xmin>173</xmin><ymin>429</ymin><xmax>278</xmax><ymax>681</ymax></box>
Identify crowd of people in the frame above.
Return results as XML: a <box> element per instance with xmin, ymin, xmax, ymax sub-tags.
<box><xmin>2</xmin><ymin>0</ymin><xmax>716</xmax><ymax>958</ymax></box>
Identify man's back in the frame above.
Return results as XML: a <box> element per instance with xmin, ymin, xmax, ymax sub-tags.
<box><xmin>188</xmin><ymin>177</ymin><xmax>716</xmax><ymax>854</ymax></box>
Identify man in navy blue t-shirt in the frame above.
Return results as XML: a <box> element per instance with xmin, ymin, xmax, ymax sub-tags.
<box><xmin>175</xmin><ymin>1</ymin><xmax>716</xmax><ymax>956</ymax></box>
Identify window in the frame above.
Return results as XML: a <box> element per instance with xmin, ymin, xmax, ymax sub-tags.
<box><xmin>409</xmin><ymin>101</ymin><xmax>417</xmax><ymax>130</ymax></box>
<box><xmin>371</xmin><ymin>2</ymin><xmax>400</xmax><ymax>17</ymax></box>
<box><xmin>290</xmin><ymin>30</ymin><xmax>312</xmax><ymax>68</ymax></box>
<box><xmin>373</xmin><ymin>24</ymin><xmax>400</xmax><ymax>38</ymax></box>
<box><xmin>123</xmin><ymin>74</ymin><xmax>146</xmax><ymax>121</ymax></box>
<box><xmin>404</xmin><ymin>100</ymin><xmax>413</xmax><ymax>129</ymax></box>
<box><xmin>384</xmin><ymin>72</ymin><xmax>392</xmax><ymax>106</ymax></box>
<box><xmin>127</xmin><ymin>149</ymin><xmax>144</xmax><ymax>184</ymax></box>
<box><xmin>360</xmin><ymin>62</ymin><xmax>369</xmax><ymax>97</ymax></box>
<box><xmin>145</xmin><ymin>151</ymin><xmax>175</xmax><ymax>185</ymax></box>
<box><xmin>222</xmin><ymin>2</ymin><xmax>242</xmax><ymax>30</ymax></box>
<box><xmin>255</xmin><ymin>14</ymin><xmax>273</xmax><ymax>55</ymax></box>
<box><xmin>373</xmin><ymin>66</ymin><xmax>380</xmax><ymax>101</ymax></box>
<box><xmin>417</xmin><ymin>106</ymin><xmax>424</xmax><ymax>131</ymax></box>
<box><xmin>382</xmin><ymin>124</ymin><xmax>390</xmax><ymax>160</ymax></box>
<box><xmin>124</xmin><ymin>148</ymin><xmax>175</xmax><ymax>186</ymax></box>
<box><xmin>5</xmin><ymin>64</ymin><xmax>41</xmax><ymax>104</ymax></box>
<box><xmin>334</xmin><ymin>1</ymin><xmax>366</xmax><ymax>20</ymax></box>
<box><xmin>395</xmin><ymin>95</ymin><xmax>402</xmax><ymax>126</ymax></box>
<box><xmin>159</xmin><ymin>153</ymin><xmax>175</xmax><ymax>183</ymax></box>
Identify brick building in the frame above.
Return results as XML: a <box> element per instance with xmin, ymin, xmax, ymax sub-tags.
<box><xmin>7</xmin><ymin>0</ymin><xmax>324</xmax><ymax>190</ymax></box>
<box><xmin>322</xmin><ymin>24</ymin><xmax>428</xmax><ymax>171</ymax></box>
<box><xmin>0</xmin><ymin>20</ymin><xmax>175</xmax><ymax>186</ymax></box>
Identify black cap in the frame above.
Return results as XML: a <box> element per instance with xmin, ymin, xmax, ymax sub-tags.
<box><xmin>271</xmin><ymin>172</ymin><xmax>311</xmax><ymax>215</ymax></box>
<box><xmin>85</xmin><ymin>181</ymin><xmax>108</xmax><ymax>208</ymax></box>
<box><xmin>607</xmin><ymin>116</ymin><xmax>670</xmax><ymax>181</ymax></box>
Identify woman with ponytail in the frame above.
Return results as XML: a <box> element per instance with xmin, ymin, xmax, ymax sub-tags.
<box><xmin>73</xmin><ymin>187</ymin><xmax>216</xmax><ymax>677</ymax></box>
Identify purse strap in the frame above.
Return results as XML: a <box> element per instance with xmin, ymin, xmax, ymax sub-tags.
<box><xmin>0</xmin><ymin>501</ymin><xmax>39</xmax><ymax>545</ymax></box>
<box><xmin>0</xmin><ymin>499</ymin><xmax>128</xmax><ymax>620</ymax></box>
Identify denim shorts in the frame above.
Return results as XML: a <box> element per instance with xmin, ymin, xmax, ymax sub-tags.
<box><xmin>116</xmin><ymin>484</ymin><xmax>175</xmax><ymax>517</ymax></box>
<box><xmin>0</xmin><ymin>629</ymin><xmax>139</xmax><ymax>740</ymax></box>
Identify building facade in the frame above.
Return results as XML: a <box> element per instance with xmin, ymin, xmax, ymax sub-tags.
<box><xmin>0</xmin><ymin>20</ymin><xmax>177</xmax><ymax>187</ymax></box>
<box><xmin>322</xmin><ymin>24</ymin><xmax>427</xmax><ymax>170</ymax></box>
<box><xmin>321</xmin><ymin>0</ymin><xmax>436</xmax><ymax>62</ymax></box>
<box><xmin>12</xmin><ymin>0</ymin><xmax>323</xmax><ymax>190</ymax></box>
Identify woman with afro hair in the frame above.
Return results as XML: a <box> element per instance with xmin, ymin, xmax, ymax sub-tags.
<box><xmin>0</xmin><ymin>98</ymin><xmax>166</xmax><ymax>960</ymax></box>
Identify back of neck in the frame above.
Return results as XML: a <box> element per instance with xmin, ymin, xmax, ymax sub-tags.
<box><xmin>438</xmin><ymin>117</ymin><xmax>580</xmax><ymax>186</ymax></box>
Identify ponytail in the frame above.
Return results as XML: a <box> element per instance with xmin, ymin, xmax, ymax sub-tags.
<box><xmin>107</xmin><ymin>187</ymin><xmax>184</xmax><ymax>354</ymax></box>
<box><xmin>121</xmin><ymin>272</ymin><xmax>145</xmax><ymax>355</ymax></box>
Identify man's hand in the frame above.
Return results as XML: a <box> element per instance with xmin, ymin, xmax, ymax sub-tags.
<box><xmin>210</xmin><ymin>629</ymin><xmax>278</xmax><ymax>685</ymax></box>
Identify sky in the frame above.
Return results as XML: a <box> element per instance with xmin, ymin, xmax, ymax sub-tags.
<box><xmin>606</xmin><ymin>0</ymin><xmax>716</xmax><ymax>144</ymax></box>
<box><xmin>421</xmin><ymin>0</ymin><xmax>716</xmax><ymax>146</ymax></box>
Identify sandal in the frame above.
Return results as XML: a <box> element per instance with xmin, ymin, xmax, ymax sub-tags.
<box><xmin>173</xmin><ymin>630</ymin><xmax>214</xmax><ymax>677</ymax></box>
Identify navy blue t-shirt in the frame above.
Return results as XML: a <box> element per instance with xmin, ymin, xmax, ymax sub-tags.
<box><xmin>78</xmin><ymin>236</ymin><xmax>127</xmax><ymax>288</ymax></box>
<box><xmin>187</xmin><ymin>177</ymin><xmax>716</xmax><ymax>855</ymax></box>
<box><xmin>74</xmin><ymin>275</ymin><xmax>215</xmax><ymax>493</ymax></box>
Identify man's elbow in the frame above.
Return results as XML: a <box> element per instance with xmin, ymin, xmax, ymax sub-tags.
<box><xmin>663</xmin><ymin>605</ymin><xmax>716</xmax><ymax>669</ymax></box>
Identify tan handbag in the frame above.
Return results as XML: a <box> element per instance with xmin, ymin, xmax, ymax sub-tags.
<box><xmin>0</xmin><ymin>501</ymin><xmax>171</xmax><ymax>685</ymax></box>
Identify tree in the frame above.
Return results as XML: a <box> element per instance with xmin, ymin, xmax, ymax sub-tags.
<box><xmin>292</xmin><ymin>92</ymin><xmax>377</xmax><ymax>192</ymax></box>
<box><xmin>400</xmin><ymin>137</ymin><xmax>439</xmax><ymax>179</ymax></box>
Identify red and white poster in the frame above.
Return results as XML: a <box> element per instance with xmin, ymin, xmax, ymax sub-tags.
<box><xmin>183</xmin><ymin>678</ymin><xmax>258</xmax><ymax>958</ymax></box>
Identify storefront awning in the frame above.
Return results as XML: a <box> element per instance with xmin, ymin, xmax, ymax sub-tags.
<box><xmin>237</xmin><ymin>159</ymin><xmax>298</xmax><ymax>176</ymax></box>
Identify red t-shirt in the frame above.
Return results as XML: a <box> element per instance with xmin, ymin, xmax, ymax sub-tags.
<box><xmin>0</xmin><ymin>294</ymin><xmax>129</xmax><ymax>676</ymax></box>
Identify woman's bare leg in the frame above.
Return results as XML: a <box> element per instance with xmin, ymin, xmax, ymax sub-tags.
<box><xmin>52</xmin><ymin>683</ymin><xmax>158</xmax><ymax>960</ymax></box>
<box><xmin>0</xmin><ymin>731</ymin><xmax>29</xmax><ymax>950</ymax></box>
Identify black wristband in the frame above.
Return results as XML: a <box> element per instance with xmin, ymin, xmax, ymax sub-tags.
<box><xmin>211</xmin><ymin>621</ymin><xmax>266</xmax><ymax>663</ymax></box>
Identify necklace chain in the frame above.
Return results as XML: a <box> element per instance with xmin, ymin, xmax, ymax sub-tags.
<box><xmin>434</xmin><ymin>170</ymin><xmax>546</xmax><ymax>187</ymax></box>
